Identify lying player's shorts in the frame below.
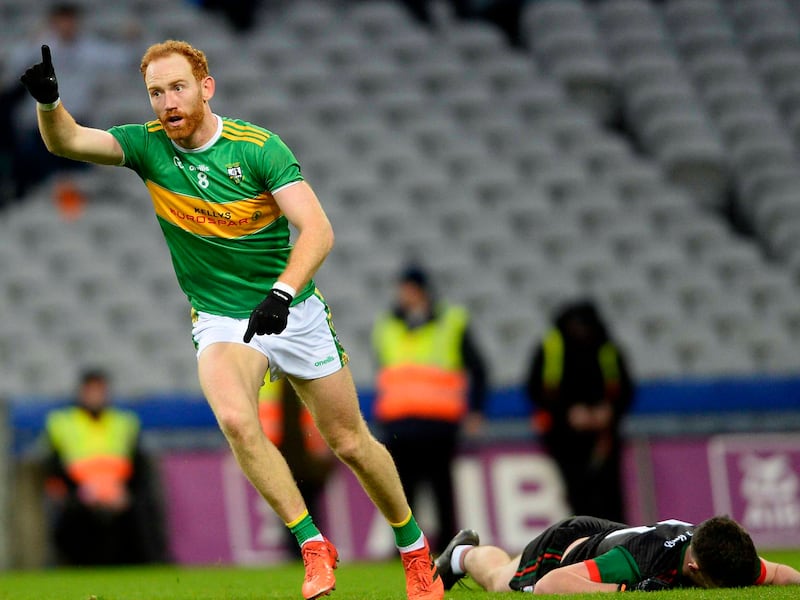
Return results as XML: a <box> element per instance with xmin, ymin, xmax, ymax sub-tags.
<box><xmin>191</xmin><ymin>291</ymin><xmax>348</xmax><ymax>381</ymax></box>
<box><xmin>509</xmin><ymin>516</ymin><xmax>626</xmax><ymax>592</ymax></box>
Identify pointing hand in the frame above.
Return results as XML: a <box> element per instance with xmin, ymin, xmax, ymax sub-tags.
<box><xmin>20</xmin><ymin>45</ymin><xmax>60</xmax><ymax>105</ymax></box>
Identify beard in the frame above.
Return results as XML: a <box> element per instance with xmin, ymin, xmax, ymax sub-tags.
<box><xmin>160</xmin><ymin>96</ymin><xmax>205</xmax><ymax>142</ymax></box>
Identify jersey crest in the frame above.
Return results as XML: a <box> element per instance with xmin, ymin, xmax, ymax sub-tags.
<box><xmin>226</xmin><ymin>162</ymin><xmax>244</xmax><ymax>184</ymax></box>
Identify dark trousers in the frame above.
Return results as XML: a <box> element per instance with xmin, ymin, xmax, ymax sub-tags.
<box><xmin>53</xmin><ymin>500</ymin><xmax>149</xmax><ymax>566</ymax></box>
<box><xmin>544</xmin><ymin>433</ymin><xmax>626</xmax><ymax>523</ymax></box>
<box><xmin>382</xmin><ymin>419</ymin><xmax>459</xmax><ymax>552</ymax></box>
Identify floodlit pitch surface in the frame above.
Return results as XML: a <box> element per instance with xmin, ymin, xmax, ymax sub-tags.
<box><xmin>0</xmin><ymin>551</ymin><xmax>798</xmax><ymax>599</ymax></box>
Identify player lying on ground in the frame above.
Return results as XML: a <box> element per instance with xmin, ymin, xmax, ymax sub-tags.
<box><xmin>435</xmin><ymin>515</ymin><xmax>800</xmax><ymax>593</ymax></box>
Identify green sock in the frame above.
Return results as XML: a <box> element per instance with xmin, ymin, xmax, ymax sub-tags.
<box><xmin>391</xmin><ymin>511</ymin><xmax>423</xmax><ymax>549</ymax></box>
<box><xmin>286</xmin><ymin>510</ymin><xmax>321</xmax><ymax>546</ymax></box>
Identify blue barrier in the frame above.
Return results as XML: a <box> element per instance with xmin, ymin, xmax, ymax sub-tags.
<box><xmin>472</xmin><ymin>376</ymin><xmax>800</xmax><ymax>418</ymax></box>
<box><xmin>629</xmin><ymin>376</ymin><xmax>800</xmax><ymax>414</ymax></box>
<box><xmin>10</xmin><ymin>375</ymin><xmax>800</xmax><ymax>448</ymax></box>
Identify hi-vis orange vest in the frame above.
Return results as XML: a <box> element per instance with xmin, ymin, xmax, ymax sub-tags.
<box><xmin>258</xmin><ymin>377</ymin><xmax>327</xmax><ymax>456</ymax></box>
<box><xmin>372</xmin><ymin>305</ymin><xmax>469</xmax><ymax>423</ymax></box>
<box><xmin>45</xmin><ymin>406</ymin><xmax>139</xmax><ymax>504</ymax></box>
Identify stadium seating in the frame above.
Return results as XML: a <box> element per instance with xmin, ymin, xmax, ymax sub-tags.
<box><xmin>2</xmin><ymin>0</ymin><xmax>800</xmax><ymax>399</ymax></box>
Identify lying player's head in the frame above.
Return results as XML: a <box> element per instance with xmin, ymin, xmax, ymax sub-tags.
<box><xmin>691</xmin><ymin>516</ymin><xmax>760</xmax><ymax>588</ymax></box>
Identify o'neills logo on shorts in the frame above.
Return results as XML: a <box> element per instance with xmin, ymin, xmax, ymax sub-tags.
<box><xmin>314</xmin><ymin>356</ymin><xmax>336</xmax><ymax>367</ymax></box>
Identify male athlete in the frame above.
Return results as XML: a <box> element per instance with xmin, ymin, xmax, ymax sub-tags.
<box><xmin>20</xmin><ymin>42</ymin><xmax>442</xmax><ymax>600</ymax></box>
<box><xmin>436</xmin><ymin>516</ymin><xmax>800</xmax><ymax>593</ymax></box>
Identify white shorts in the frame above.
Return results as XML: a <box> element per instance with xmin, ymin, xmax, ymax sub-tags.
<box><xmin>191</xmin><ymin>293</ymin><xmax>348</xmax><ymax>381</ymax></box>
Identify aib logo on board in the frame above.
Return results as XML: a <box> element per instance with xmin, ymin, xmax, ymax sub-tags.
<box><xmin>709</xmin><ymin>435</ymin><xmax>800</xmax><ymax>547</ymax></box>
<box><xmin>739</xmin><ymin>454</ymin><xmax>800</xmax><ymax>530</ymax></box>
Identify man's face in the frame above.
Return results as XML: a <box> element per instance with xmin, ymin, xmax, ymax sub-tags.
<box><xmin>79</xmin><ymin>378</ymin><xmax>109</xmax><ymax>413</ymax></box>
<box><xmin>397</xmin><ymin>281</ymin><xmax>429</xmax><ymax>314</ymax></box>
<box><xmin>51</xmin><ymin>12</ymin><xmax>80</xmax><ymax>42</ymax></box>
<box><xmin>145</xmin><ymin>53</ymin><xmax>210</xmax><ymax>146</ymax></box>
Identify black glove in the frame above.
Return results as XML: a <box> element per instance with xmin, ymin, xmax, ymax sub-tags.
<box><xmin>20</xmin><ymin>45</ymin><xmax>59</xmax><ymax>104</ymax></box>
<box><xmin>632</xmin><ymin>578</ymin><xmax>671</xmax><ymax>592</ymax></box>
<box><xmin>243</xmin><ymin>288</ymin><xmax>293</xmax><ymax>342</ymax></box>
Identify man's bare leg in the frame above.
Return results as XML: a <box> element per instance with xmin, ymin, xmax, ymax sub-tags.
<box><xmin>290</xmin><ymin>365</ymin><xmax>410</xmax><ymax>522</ymax></box>
<box><xmin>198</xmin><ymin>342</ymin><xmax>307</xmax><ymax>520</ymax></box>
<box><xmin>463</xmin><ymin>546</ymin><xmax>519</xmax><ymax>592</ymax></box>
<box><xmin>199</xmin><ymin>342</ymin><xmax>340</xmax><ymax>599</ymax></box>
<box><xmin>293</xmin><ymin>366</ymin><xmax>443</xmax><ymax>600</ymax></box>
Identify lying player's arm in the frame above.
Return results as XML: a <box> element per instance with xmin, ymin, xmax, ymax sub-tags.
<box><xmin>21</xmin><ymin>45</ymin><xmax>124</xmax><ymax>166</ymax></box>
<box><xmin>273</xmin><ymin>181</ymin><xmax>334</xmax><ymax>293</ymax></box>
<box><xmin>38</xmin><ymin>103</ymin><xmax>124</xmax><ymax>166</ymax></box>
<box><xmin>759</xmin><ymin>559</ymin><xmax>800</xmax><ymax>586</ymax></box>
<box><xmin>533</xmin><ymin>562</ymin><xmax>621</xmax><ymax>595</ymax></box>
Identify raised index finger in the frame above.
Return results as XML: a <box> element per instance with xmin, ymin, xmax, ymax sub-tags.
<box><xmin>41</xmin><ymin>45</ymin><xmax>52</xmax><ymax>69</ymax></box>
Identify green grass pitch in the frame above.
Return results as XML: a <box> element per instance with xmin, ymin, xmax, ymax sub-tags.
<box><xmin>0</xmin><ymin>551</ymin><xmax>798</xmax><ymax>600</ymax></box>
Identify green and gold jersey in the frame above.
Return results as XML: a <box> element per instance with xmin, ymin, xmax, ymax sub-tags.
<box><xmin>109</xmin><ymin>115</ymin><xmax>314</xmax><ymax>318</ymax></box>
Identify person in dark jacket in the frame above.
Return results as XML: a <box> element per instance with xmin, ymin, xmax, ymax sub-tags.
<box><xmin>524</xmin><ymin>299</ymin><xmax>634</xmax><ymax>522</ymax></box>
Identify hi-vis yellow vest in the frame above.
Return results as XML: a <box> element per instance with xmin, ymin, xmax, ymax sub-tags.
<box><xmin>542</xmin><ymin>329</ymin><xmax>621</xmax><ymax>395</ymax></box>
<box><xmin>45</xmin><ymin>406</ymin><xmax>140</xmax><ymax>503</ymax></box>
<box><xmin>373</xmin><ymin>305</ymin><xmax>469</xmax><ymax>423</ymax></box>
<box><xmin>535</xmin><ymin>329</ymin><xmax>622</xmax><ymax>433</ymax></box>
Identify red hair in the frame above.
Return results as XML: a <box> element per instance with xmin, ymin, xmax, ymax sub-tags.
<box><xmin>140</xmin><ymin>40</ymin><xmax>209</xmax><ymax>81</ymax></box>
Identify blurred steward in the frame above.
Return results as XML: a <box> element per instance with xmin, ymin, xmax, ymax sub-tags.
<box><xmin>42</xmin><ymin>368</ymin><xmax>168</xmax><ymax>565</ymax></box>
<box><xmin>372</xmin><ymin>264</ymin><xmax>488</xmax><ymax>551</ymax></box>
<box><xmin>525</xmin><ymin>299</ymin><xmax>634</xmax><ymax>522</ymax></box>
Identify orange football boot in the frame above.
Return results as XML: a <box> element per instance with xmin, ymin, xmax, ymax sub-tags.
<box><xmin>401</xmin><ymin>538</ymin><xmax>444</xmax><ymax>600</ymax></box>
<box><xmin>301</xmin><ymin>538</ymin><xmax>339</xmax><ymax>599</ymax></box>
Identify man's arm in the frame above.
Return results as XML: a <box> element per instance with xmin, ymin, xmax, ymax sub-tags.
<box><xmin>461</xmin><ymin>328</ymin><xmax>488</xmax><ymax>435</ymax></box>
<box><xmin>37</xmin><ymin>103</ymin><xmax>124</xmax><ymax>165</ymax></box>
<box><xmin>524</xmin><ymin>345</ymin><xmax>548</xmax><ymax>407</ymax></box>
<box><xmin>462</xmin><ymin>328</ymin><xmax>488</xmax><ymax>413</ymax></box>
<box><xmin>21</xmin><ymin>45</ymin><xmax>123</xmax><ymax>166</ymax></box>
<box><xmin>242</xmin><ymin>181</ymin><xmax>333</xmax><ymax>342</ymax></box>
<box><xmin>533</xmin><ymin>562</ymin><xmax>620</xmax><ymax>595</ymax></box>
<box><xmin>760</xmin><ymin>559</ymin><xmax>800</xmax><ymax>586</ymax></box>
<box><xmin>272</xmin><ymin>181</ymin><xmax>334</xmax><ymax>293</ymax></box>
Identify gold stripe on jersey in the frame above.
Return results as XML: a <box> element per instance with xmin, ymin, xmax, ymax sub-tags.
<box><xmin>146</xmin><ymin>120</ymin><xmax>163</xmax><ymax>132</ymax></box>
<box><xmin>223</xmin><ymin>120</ymin><xmax>270</xmax><ymax>139</ymax></box>
<box><xmin>146</xmin><ymin>179</ymin><xmax>281</xmax><ymax>239</ymax></box>
<box><xmin>221</xmin><ymin>131</ymin><xmax>267</xmax><ymax>146</ymax></box>
<box><xmin>221</xmin><ymin>122</ymin><xmax>270</xmax><ymax>146</ymax></box>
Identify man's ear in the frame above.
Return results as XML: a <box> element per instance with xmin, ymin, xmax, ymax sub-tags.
<box><xmin>685</xmin><ymin>548</ymin><xmax>706</xmax><ymax>586</ymax></box>
<box><xmin>686</xmin><ymin>560</ymin><xmax>715</xmax><ymax>588</ymax></box>
<box><xmin>202</xmin><ymin>75</ymin><xmax>215</xmax><ymax>102</ymax></box>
